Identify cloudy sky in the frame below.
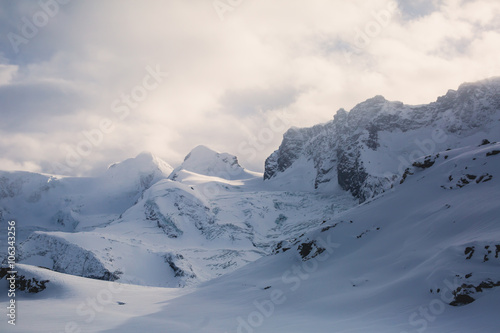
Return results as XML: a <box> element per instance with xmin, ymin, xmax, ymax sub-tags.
<box><xmin>0</xmin><ymin>0</ymin><xmax>499</xmax><ymax>175</ymax></box>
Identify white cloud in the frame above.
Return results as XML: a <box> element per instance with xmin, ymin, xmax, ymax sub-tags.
<box><xmin>0</xmin><ymin>64</ymin><xmax>18</xmax><ymax>86</ymax></box>
<box><xmin>0</xmin><ymin>0</ymin><xmax>499</xmax><ymax>175</ymax></box>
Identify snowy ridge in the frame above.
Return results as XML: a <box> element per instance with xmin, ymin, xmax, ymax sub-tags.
<box><xmin>264</xmin><ymin>77</ymin><xmax>500</xmax><ymax>202</ymax></box>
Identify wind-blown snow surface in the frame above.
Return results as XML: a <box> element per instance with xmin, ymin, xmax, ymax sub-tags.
<box><xmin>1</xmin><ymin>79</ymin><xmax>500</xmax><ymax>332</ymax></box>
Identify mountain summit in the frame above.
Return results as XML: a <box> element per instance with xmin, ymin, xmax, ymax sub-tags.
<box><xmin>169</xmin><ymin>145</ymin><xmax>257</xmax><ymax>180</ymax></box>
<box><xmin>105</xmin><ymin>151</ymin><xmax>173</xmax><ymax>187</ymax></box>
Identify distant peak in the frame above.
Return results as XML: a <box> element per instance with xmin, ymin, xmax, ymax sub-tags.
<box><xmin>106</xmin><ymin>151</ymin><xmax>173</xmax><ymax>178</ymax></box>
<box><xmin>168</xmin><ymin>145</ymin><xmax>257</xmax><ymax>180</ymax></box>
<box><xmin>182</xmin><ymin>145</ymin><xmax>237</xmax><ymax>166</ymax></box>
<box><xmin>366</xmin><ymin>95</ymin><xmax>387</xmax><ymax>103</ymax></box>
<box><xmin>191</xmin><ymin>145</ymin><xmax>218</xmax><ymax>153</ymax></box>
<box><xmin>184</xmin><ymin>145</ymin><xmax>219</xmax><ymax>162</ymax></box>
<box><xmin>136</xmin><ymin>151</ymin><xmax>155</xmax><ymax>159</ymax></box>
<box><xmin>108</xmin><ymin>151</ymin><xmax>155</xmax><ymax>169</ymax></box>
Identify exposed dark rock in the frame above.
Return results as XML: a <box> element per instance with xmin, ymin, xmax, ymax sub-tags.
<box><xmin>450</xmin><ymin>294</ymin><xmax>475</xmax><ymax>306</ymax></box>
<box><xmin>321</xmin><ymin>223</ymin><xmax>339</xmax><ymax>232</ymax></box>
<box><xmin>298</xmin><ymin>242</ymin><xmax>314</xmax><ymax>258</ymax></box>
<box><xmin>1</xmin><ymin>267</ymin><xmax>50</xmax><ymax>293</ymax></box>
<box><xmin>272</xmin><ymin>240</ymin><xmax>291</xmax><ymax>254</ymax></box>
<box><xmin>400</xmin><ymin>168</ymin><xmax>414</xmax><ymax>184</ymax></box>
<box><xmin>297</xmin><ymin>241</ymin><xmax>325</xmax><ymax>261</ymax></box>
<box><xmin>476</xmin><ymin>174</ymin><xmax>493</xmax><ymax>183</ymax></box>
<box><xmin>464</xmin><ymin>246</ymin><xmax>475</xmax><ymax>259</ymax></box>
<box><xmin>89</xmin><ymin>271</ymin><xmax>122</xmax><ymax>281</ymax></box>
<box><xmin>412</xmin><ymin>156</ymin><xmax>436</xmax><ymax>169</ymax></box>
<box><xmin>480</xmin><ymin>139</ymin><xmax>491</xmax><ymax>145</ymax></box>
<box><xmin>449</xmin><ymin>279</ymin><xmax>500</xmax><ymax>306</ymax></box>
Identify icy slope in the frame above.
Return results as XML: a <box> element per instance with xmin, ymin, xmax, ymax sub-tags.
<box><xmin>0</xmin><ymin>264</ymin><xmax>189</xmax><ymax>333</ymax></box>
<box><xmin>102</xmin><ymin>141</ymin><xmax>500</xmax><ymax>333</ymax></box>
<box><xmin>265</xmin><ymin>77</ymin><xmax>500</xmax><ymax>202</ymax></box>
<box><xmin>16</xmin><ymin>173</ymin><xmax>355</xmax><ymax>287</ymax></box>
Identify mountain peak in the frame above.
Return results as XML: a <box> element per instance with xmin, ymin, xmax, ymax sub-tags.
<box><xmin>183</xmin><ymin>145</ymin><xmax>220</xmax><ymax>162</ymax></box>
<box><xmin>105</xmin><ymin>151</ymin><xmax>173</xmax><ymax>186</ymax></box>
<box><xmin>170</xmin><ymin>145</ymin><xmax>255</xmax><ymax>180</ymax></box>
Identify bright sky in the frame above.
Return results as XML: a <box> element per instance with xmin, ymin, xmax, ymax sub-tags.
<box><xmin>0</xmin><ymin>0</ymin><xmax>499</xmax><ymax>175</ymax></box>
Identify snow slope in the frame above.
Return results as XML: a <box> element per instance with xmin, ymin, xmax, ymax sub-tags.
<box><xmin>2</xmin><ymin>137</ymin><xmax>499</xmax><ymax>333</ymax></box>
<box><xmin>0</xmin><ymin>264</ymin><xmax>189</xmax><ymax>333</ymax></box>
<box><xmin>104</xmin><ymin>141</ymin><xmax>500</xmax><ymax>333</ymax></box>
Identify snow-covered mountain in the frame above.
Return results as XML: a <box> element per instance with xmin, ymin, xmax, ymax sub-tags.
<box><xmin>1</xmin><ymin>78</ymin><xmax>500</xmax><ymax>332</ymax></box>
<box><xmin>2</xmin><ymin>145</ymin><xmax>353</xmax><ymax>287</ymax></box>
<box><xmin>101</xmin><ymin>140</ymin><xmax>500</xmax><ymax>333</ymax></box>
<box><xmin>265</xmin><ymin>77</ymin><xmax>500</xmax><ymax>201</ymax></box>
<box><xmin>169</xmin><ymin>145</ymin><xmax>260</xmax><ymax>181</ymax></box>
<box><xmin>0</xmin><ymin>151</ymin><xmax>173</xmax><ymax>232</ymax></box>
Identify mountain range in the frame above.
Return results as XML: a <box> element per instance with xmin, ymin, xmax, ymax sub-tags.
<box><xmin>1</xmin><ymin>77</ymin><xmax>499</xmax><ymax>332</ymax></box>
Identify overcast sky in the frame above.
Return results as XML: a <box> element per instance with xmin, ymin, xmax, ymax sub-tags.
<box><xmin>0</xmin><ymin>0</ymin><xmax>499</xmax><ymax>175</ymax></box>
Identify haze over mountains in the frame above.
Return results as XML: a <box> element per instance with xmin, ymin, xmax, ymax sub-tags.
<box><xmin>1</xmin><ymin>78</ymin><xmax>500</xmax><ymax>332</ymax></box>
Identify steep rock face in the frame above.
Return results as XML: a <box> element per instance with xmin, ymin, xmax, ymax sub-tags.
<box><xmin>265</xmin><ymin>78</ymin><xmax>500</xmax><ymax>202</ymax></box>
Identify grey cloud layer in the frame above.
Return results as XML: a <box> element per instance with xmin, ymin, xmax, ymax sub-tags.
<box><xmin>0</xmin><ymin>0</ymin><xmax>499</xmax><ymax>175</ymax></box>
